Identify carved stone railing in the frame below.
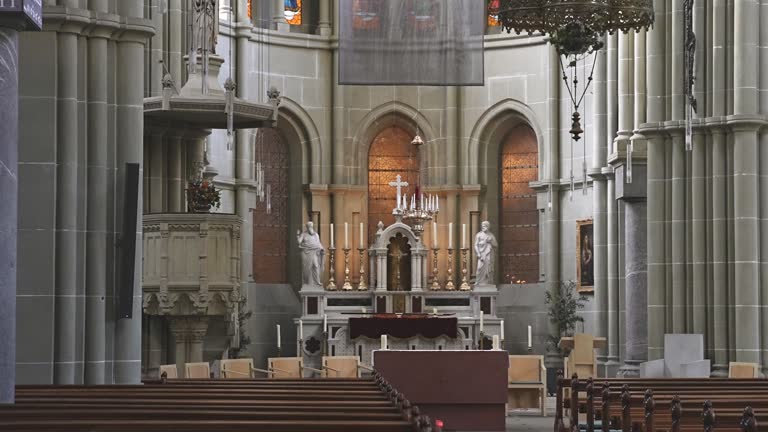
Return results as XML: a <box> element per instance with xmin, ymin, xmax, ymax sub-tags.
<box><xmin>142</xmin><ymin>213</ymin><xmax>241</xmax><ymax>318</ymax></box>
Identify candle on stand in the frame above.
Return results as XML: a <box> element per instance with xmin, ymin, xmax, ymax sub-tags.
<box><xmin>433</xmin><ymin>307</ymin><xmax>437</xmax><ymax>315</ymax></box>
<box><xmin>462</xmin><ymin>224</ymin><xmax>467</xmax><ymax>249</ymax></box>
<box><xmin>432</xmin><ymin>222</ymin><xmax>438</xmax><ymax>248</ymax></box>
<box><xmin>299</xmin><ymin>320</ymin><xmax>303</xmax><ymax>340</ymax></box>
<box><xmin>330</xmin><ymin>223</ymin><xmax>335</xmax><ymax>248</ymax></box>
<box><xmin>527</xmin><ymin>325</ymin><xmax>532</xmax><ymax>348</ymax></box>
<box><xmin>492</xmin><ymin>335</ymin><xmax>500</xmax><ymax>350</ymax></box>
<box><xmin>480</xmin><ymin>310</ymin><xmax>484</xmax><ymax>333</ymax></box>
<box><xmin>381</xmin><ymin>334</ymin><xmax>387</xmax><ymax>350</ymax></box>
<box><xmin>323</xmin><ymin>314</ymin><xmax>328</xmax><ymax>333</ymax></box>
<box><xmin>344</xmin><ymin>223</ymin><xmax>349</xmax><ymax>249</ymax></box>
<box><xmin>436</xmin><ymin>196</ymin><xmax>439</xmax><ymax>211</ymax></box>
<box><xmin>359</xmin><ymin>222</ymin><xmax>364</xmax><ymax>249</ymax></box>
<box><xmin>277</xmin><ymin>324</ymin><xmax>281</xmax><ymax>349</ymax></box>
<box><xmin>448</xmin><ymin>222</ymin><xmax>453</xmax><ymax>249</ymax></box>
<box><xmin>500</xmin><ymin>320</ymin><xmax>504</xmax><ymax>340</ymax></box>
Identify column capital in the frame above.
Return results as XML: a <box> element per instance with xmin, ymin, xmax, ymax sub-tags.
<box><xmin>169</xmin><ymin>316</ymin><xmax>210</xmax><ymax>342</ymax></box>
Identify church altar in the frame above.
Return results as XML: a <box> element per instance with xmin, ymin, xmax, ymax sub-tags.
<box><xmin>348</xmin><ymin>315</ymin><xmax>458</xmax><ymax>339</ymax></box>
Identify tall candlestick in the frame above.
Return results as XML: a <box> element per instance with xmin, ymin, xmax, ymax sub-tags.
<box><xmin>436</xmin><ymin>196</ymin><xmax>439</xmax><ymax>211</ymax></box>
<box><xmin>480</xmin><ymin>310</ymin><xmax>484</xmax><ymax>333</ymax></box>
<box><xmin>462</xmin><ymin>224</ymin><xmax>467</xmax><ymax>249</ymax></box>
<box><xmin>277</xmin><ymin>324</ymin><xmax>281</xmax><ymax>349</ymax></box>
<box><xmin>527</xmin><ymin>325</ymin><xmax>532</xmax><ymax>348</ymax></box>
<box><xmin>359</xmin><ymin>222</ymin><xmax>364</xmax><ymax>249</ymax></box>
<box><xmin>381</xmin><ymin>334</ymin><xmax>387</xmax><ymax>350</ymax></box>
<box><xmin>448</xmin><ymin>222</ymin><xmax>453</xmax><ymax>249</ymax></box>
<box><xmin>432</xmin><ymin>221</ymin><xmax>438</xmax><ymax>248</ymax></box>
<box><xmin>299</xmin><ymin>319</ymin><xmax>303</xmax><ymax>340</ymax></box>
<box><xmin>344</xmin><ymin>222</ymin><xmax>349</xmax><ymax>249</ymax></box>
<box><xmin>323</xmin><ymin>314</ymin><xmax>327</xmax><ymax>333</ymax></box>
<box><xmin>500</xmin><ymin>320</ymin><xmax>504</xmax><ymax>340</ymax></box>
<box><xmin>330</xmin><ymin>223</ymin><xmax>335</xmax><ymax>248</ymax></box>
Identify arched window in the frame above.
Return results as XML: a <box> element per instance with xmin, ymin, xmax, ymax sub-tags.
<box><xmin>500</xmin><ymin>124</ymin><xmax>539</xmax><ymax>284</ymax></box>
<box><xmin>368</xmin><ymin>126</ymin><xmax>420</xmax><ymax>242</ymax></box>
<box><xmin>252</xmin><ymin>128</ymin><xmax>289</xmax><ymax>283</ymax></box>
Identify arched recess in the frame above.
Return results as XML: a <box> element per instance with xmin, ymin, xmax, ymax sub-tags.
<box><xmin>467</xmin><ymin>99</ymin><xmax>545</xmax><ymax>285</ymax></box>
<box><xmin>352</xmin><ymin>102</ymin><xmax>438</xmax><ymax>186</ymax></box>
<box><xmin>367</xmin><ymin>126</ymin><xmax>420</xmax><ymax>241</ymax></box>
<box><xmin>250</xmin><ymin>99</ymin><xmax>320</xmax><ymax>287</ymax></box>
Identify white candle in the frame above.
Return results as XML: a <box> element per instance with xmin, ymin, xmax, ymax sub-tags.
<box><xmin>436</xmin><ymin>196</ymin><xmax>439</xmax><ymax>211</ymax></box>
<box><xmin>323</xmin><ymin>314</ymin><xmax>328</xmax><ymax>333</ymax></box>
<box><xmin>362</xmin><ymin>307</ymin><xmax>366</xmax><ymax>313</ymax></box>
<box><xmin>528</xmin><ymin>325</ymin><xmax>532</xmax><ymax>348</ymax></box>
<box><xmin>432</xmin><ymin>222</ymin><xmax>438</xmax><ymax>248</ymax></box>
<box><xmin>299</xmin><ymin>320</ymin><xmax>303</xmax><ymax>340</ymax></box>
<box><xmin>330</xmin><ymin>223</ymin><xmax>335</xmax><ymax>248</ymax></box>
<box><xmin>448</xmin><ymin>222</ymin><xmax>453</xmax><ymax>249</ymax></box>
<box><xmin>381</xmin><ymin>334</ymin><xmax>387</xmax><ymax>350</ymax></box>
<box><xmin>344</xmin><ymin>223</ymin><xmax>349</xmax><ymax>249</ymax></box>
<box><xmin>359</xmin><ymin>222</ymin><xmax>364</xmax><ymax>249</ymax></box>
<box><xmin>492</xmin><ymin>335</ymin><xmax>500</xmax><ymax>350</ymax></box>
<box><xmin>480</xmin><ymin>310</ymin><xmax>484</xmax><ymax>333</ymax></box>
<box><xmin>277</xmin><ymin>324</ymin><xmax>281</xmax><ymax>349</ymax></box>
<box><xmin>500</xmin><ymin>320</ymin><xmax>505</xmax><ymax>340</ymax></box>
<box><xmin>462</xmin><ymin>224</ymin><xmax>467</xmax><ymax>249</ymax></box>
<box><xmin>433</xmin><ymin>307</ymin><xmax>437</xmax><ymax>315</ymax></box>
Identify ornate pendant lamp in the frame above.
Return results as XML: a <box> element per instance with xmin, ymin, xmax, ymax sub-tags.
<box><xmin>495</xmin><ymin>0</ymin><xmax>654</xmax><ymax>192</ymax></box>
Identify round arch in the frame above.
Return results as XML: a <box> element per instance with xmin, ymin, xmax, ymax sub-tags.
<box><xmin>276</xmin><ymin>97</ymin><xmax>323</xmax><ymax>185</ymax></box>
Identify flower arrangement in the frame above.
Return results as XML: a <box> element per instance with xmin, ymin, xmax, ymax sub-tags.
<box><xmin>187</xmin><ymin>178</ymin><xmax>221</xmax><ymax>213</ymax></box>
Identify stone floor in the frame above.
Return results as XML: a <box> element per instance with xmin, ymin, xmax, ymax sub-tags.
<box><xmin>506</xmin><ymin>413</ymin><xmax>553</xmax><ymax>432</ymax></box>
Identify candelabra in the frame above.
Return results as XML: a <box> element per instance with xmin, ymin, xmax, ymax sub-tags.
<box><xmin>357</xmin><ymin>248</ymin><xmax>368</xmax><ymax>291</ymax></box>
<box><xmin>445</xmin><ymin>248</ymin><xmax>455</xmax><ymax>290</ymax></box>
<box><xmin>430</xmin><ymin>248</ymin><xmax>441</xmax><ymax>290</ymax></box>
<box><xmin>342</xmin><ymin>248</ymin><xmax>353</xmax><ymax>291</ymax></box>
<box><xmin>327</xmin><ymin>247</ymin><xmax>337</xmax><ymax>290</ymax></box>
<box><xmin>459</xmin><ymin>247</ymin><xmax>471</xmax><ymax>291</ymax></box>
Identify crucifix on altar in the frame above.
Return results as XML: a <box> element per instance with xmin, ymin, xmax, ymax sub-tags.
<box><xmin>389</xmin><ymin>175</ymin><xmax>408</xmax><ymax>215</ymax></box>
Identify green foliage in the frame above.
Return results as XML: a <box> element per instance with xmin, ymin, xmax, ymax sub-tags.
<box><xmin>227</xmin><ymin>295</ymin><xmax>252</xmax><ymax>359</ymax></box>
<box><xmin>187</xmin><ymin>178</ymin><xmax>221</xmax><ymax>212</ymax></box>
<box><xmin>545</xmin><ymin>280</ymin><xmax>588</xmax><ymax>354</ymax></box>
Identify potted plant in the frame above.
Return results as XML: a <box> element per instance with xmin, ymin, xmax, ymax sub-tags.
<box><xmin>545</xmin><ymin>280</ymin><xmax>588</xmax><ymax>356</ymax></box>
<box><xmin>187</xmin><ymin>178</ymin><xmax>221</xmax><ymax>213</ymax></box>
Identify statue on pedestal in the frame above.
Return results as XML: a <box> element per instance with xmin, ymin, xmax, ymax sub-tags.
<box><xmin>297</xmin><ymin>222</ymin><xmax>325</xmax><ymax>286</ymax></box>
<box><xmin>193</xmin><ymin>0</ymin><xmax>219</xmax><ymax>54</ymax></box>
<box><xmin>474</xmin><ymin>221</ymin><xmax>498</xmax><ymax>286</ymax></box>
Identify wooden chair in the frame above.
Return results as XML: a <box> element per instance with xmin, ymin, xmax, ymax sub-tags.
<box><xmin>564</xmin><ymin>333</ymin><xmax>598</xmax><ymax>379</ymax></box>
<box><xmin>729</xmin><ymin>362</ymin><xmax>760</xmax><ymax>378</ymax></box>
<box><xmin>185</xmin><ymin>362</ymin><xmax>211</xmax><ymax>379</ymax></box>
<box><xmin>159</xmin><ymin>364</ymin><xmax>178</xmax><ymax>379</ymax></box>
<box><xmin>219</xmin><ymin>358</ymin><xmax>256</xmax><ymax>379</ymax></box>
<box><xmin>259</xmin><ymin>357</ymin><xmax>304</xmax><ymax>378</ymax></box>
<box><xmin>320</xmin><ymin>356</ymin><xmax>374</xmax><ymax>378</ymax></box>
<box><xmin>507</xmin><ymin>355</ymin><xmax>547</xmax><ymax>416</ymax></box>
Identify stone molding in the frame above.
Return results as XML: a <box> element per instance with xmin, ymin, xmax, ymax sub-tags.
<box><xmin>41</xmin><ymin>6</ymin><xmax>155</xmax><ymax>42</ymax></box>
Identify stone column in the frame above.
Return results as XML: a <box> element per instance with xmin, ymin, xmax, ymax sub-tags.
<box><xmin>616</xmin><ymin>165</ymin><xmax>647</xmax><ymax>377</ymax></box>
<box><xmin>273</xmin><ymin>0</ymin><xmax>288</xmax><ymax>31</ymax></box>
<box><xmin>0</xmin><ymin>25</ymin><xmax>19</xmax><ymax>404</ymax></box>
<box><xmin>149</xmin><ymin>132</ymin><xmax>166</xmax><ymax>213</ymax></box>
<box><xmin>318</xmin><ymin>0</ymin><xmax>331</xmax><ymax>36</ymax></box>
<box><xmin>167</xmin><ymin>135</ymin><xmax>184</xmax><ymax>212</ymax></box>
<box><xmin>169</xmin><ymin>316</ymin><xmax>210</xmax><ymax>378</ymax></box>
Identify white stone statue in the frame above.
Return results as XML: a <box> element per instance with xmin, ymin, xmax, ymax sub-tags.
<box><xmin>474</xmin><ymin>221</ymin><xmax>498</xmax><ymax>286</ymax></box>
<box><xmin>297</xmin><ymin>221</ymin><xmax>325</xmax><ymax>286</ymax></box>
<box><xmin>193</xmin><ymin>0</ymin><xmax>219</xmax><ymax>54</ymax></box>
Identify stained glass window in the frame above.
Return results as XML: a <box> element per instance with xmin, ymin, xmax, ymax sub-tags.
<box><xmin>500</xmin><ymin>124</ymin><xmax>539</xmax><ymax>285</ymax></box>
<box><xmin>284</xmin><ymin>0</ymin><xmax>302</xmax><ymax>25</ymax></box>
<box><xmin>488</xmin><ymin>0</ymin><xmax>501</xmax><ymax>27</ymax></box>
<box><xmin>406</xmin><ymin>0</ymin><xmax>438</xmax><ymax>33</ymax></box>
<box><xmin>247</xmin><ymin>0</ymin><xmax>251</xmax><ymax>18</ymax></box>
<box><xmin>252</xmin><ymin>128</ymin><xmax>289</xmax><ymax>284</ymax></box>
<box><xmin>368</xmin><ymin>126</ymin><xmax>420</xmax><ymax>242</ymax></box>
<box><xmin>352</xmin><ymin>0</ymin><xmax>383</xmax><ymax>31</ymax></box>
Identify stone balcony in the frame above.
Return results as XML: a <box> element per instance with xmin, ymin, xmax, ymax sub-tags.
<box><xmin>142</xmin><ymin>213</ymin><xmax>242</xmax><ymax>318</ymax></box>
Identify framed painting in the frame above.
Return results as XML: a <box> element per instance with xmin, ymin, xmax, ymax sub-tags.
<box><xmin>576</xmin><ymin>219</ymin><xmax>594</xmax><ymax>293</ymax></box>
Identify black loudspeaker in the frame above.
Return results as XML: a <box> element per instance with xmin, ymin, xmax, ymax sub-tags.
<box><xmin>118</xmin><ymin>163</ymin><xmax>140</xmax><ymax>319</ymax></box>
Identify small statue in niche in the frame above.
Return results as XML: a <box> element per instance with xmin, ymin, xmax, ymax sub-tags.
<box><xmin>474</xmin><ymin>221</ymin><xmax>498</xmax><ymax>286</ymax></box>
<box><xmin>193</xmin><ymin>0</ymin><xmax>219</xmax><ymax>54</ymax></box>
<box><xmin>297</xmin><ymin>221</ymin><xmax>325</xmax><ymax>286</ymax></box>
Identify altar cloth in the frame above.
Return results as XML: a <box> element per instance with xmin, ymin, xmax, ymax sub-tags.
<box><xmin>349</xmin><ymin>316</ymin><xmax>458</xmax><ymax>339</ymax></box>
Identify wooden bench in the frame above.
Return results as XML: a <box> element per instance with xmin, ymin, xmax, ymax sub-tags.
<box><xmin>1</xmin><ymin>373</ymin><xmax>444</xmax><ymax>432</ymax></box>
<box><xmin>554</xmin><ymin>372</ymin><xmax>766</xmax><ymax>432</ymax></box>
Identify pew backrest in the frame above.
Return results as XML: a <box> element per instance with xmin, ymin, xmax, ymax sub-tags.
<box><xmin>268</xmin><ymin>357</ymin><xmax>303</xmax><ymax>378</ymax></box>
<box><xmin>323</xmin><ymin>356</ymin><xmax>360</xmax><ymax>378</ymax></box>
<box><xmin>220</xmin><ymin>358</ymin><xmax>254</xmax><ymax>379</ymax></box>
<box><xmin>185</xmin><ymin>362</ymin><xmax>211</xmax><ymax>379</ymax></box>
<box><xmin>159</xmin><ymin>364</ymin><xmax>178</xmax><ymax>379</ymax></box>
<box><xmin>729</xmin><ymin>362</ymin><xmax>759</xmax><ymax>378</ymax></box>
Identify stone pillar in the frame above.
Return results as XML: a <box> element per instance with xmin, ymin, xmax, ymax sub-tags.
<box><xmin>273</xmin><ymin>0</ymin><xmax>288</xmax><ymax>31</ymax></box>
<box><xmin>0</xmin><ymin>25</ymin><xmax>19</xmax><ymax>404</ymax></box>
<box><xmin>318</xmin><ymin>0</ymin><xmax>331</xmax><ymax>36</ymax></box>
<box><xmin>616</xmin><ymin>165</ymin><xmax>647</xmax><ymax>377</ymax></box>
<box><xmin>167</xmin><ymin>135</ymin><xmax>184</xmax><ymax>212</ymax></box>
<box><xmin>149</xmin><ymin>133</ymin><xmax>166</xmax><ymax>213</ymax></box>
<box><xmin>606</xmin><ymin>173</ymin><xmax>620</xmax><ymax>373</ymax></box>
<box><xmin>169</xmin><ymin>316</ymin><xmax>210</xmax><ymax>378</ymax></box>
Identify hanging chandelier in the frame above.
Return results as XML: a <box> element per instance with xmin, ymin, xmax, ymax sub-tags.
<box><xmin>396</xmin><ymin>132</ymin><xmax>439</xmax><ymax>237</ymax></box>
